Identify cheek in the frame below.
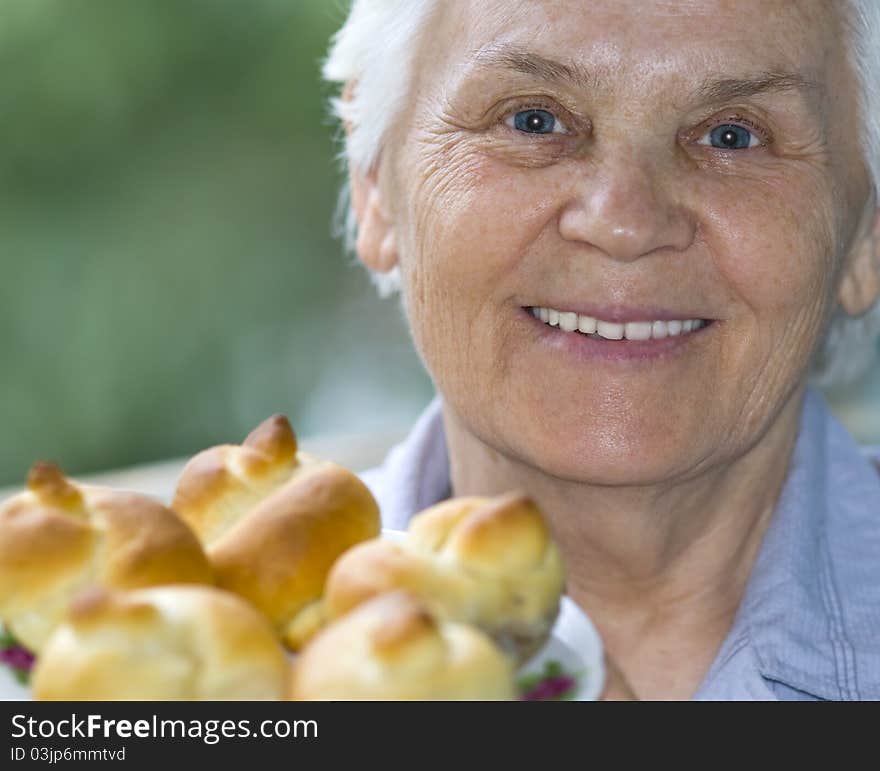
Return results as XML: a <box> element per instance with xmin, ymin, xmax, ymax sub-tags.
<box><xmin>401</xmin><ymin>135</ymin><xmax>566</xmax><ymax>279</ymax></box>
<box><xmin>702</xmin><ymin>174</ymin><xmax>838</xmax><ymax>325</ymax></box>
<box><xmin>695</xmin><ymin>171</ymin><xmax>841</xmax><ymax>435</ymax></box>
<box><xmin>397</xmin><ymin>140</ymin><xmax>562</xmax><ymax>344</ymax></box>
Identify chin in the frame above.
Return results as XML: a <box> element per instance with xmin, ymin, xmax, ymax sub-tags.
<box><xmin>530</xmin><ymin>448</ymin><xmax>681</xmax><ymax>487</ymax></box>
<box><xmin>510</xmin><ymin>413</ymin><xmax>689</xmax><ymax>486</ymax></box>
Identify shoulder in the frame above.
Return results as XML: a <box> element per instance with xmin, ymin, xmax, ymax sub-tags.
<box><xmin>710</xmin><ymin>389</ymin><xmax>880</xmax><ymax>700</ymax></box>
<box><xmin>778</xmin><ymin>390</ymin><xmax>880</xmax><ymax>698</ymax></box>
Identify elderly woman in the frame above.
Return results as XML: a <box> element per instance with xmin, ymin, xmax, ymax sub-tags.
<box><xmin>322</xmin><ymin>0</ymin><xmax>880</xmax><ymax>700</ymax></box>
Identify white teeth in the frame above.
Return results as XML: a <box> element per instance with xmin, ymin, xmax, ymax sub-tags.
<box><xmin>577</xmin><ymin>315</ymin><xmax>597</xmax><ymax>334</ymax></box>
<box><xmin>531</xmin><ymin>307</ymin><xmax>706</xmax><ymax>341</ymax></box>
<box><xmin>623</xmin><ymin>321</ymin><xmax>652</xmax><ymax>342</ymax></box>
<box><xmin>558</xmin><ymin>311</ymin><xmax>578</xmax><ymax>332</ymax></box>
<box><xmin>596</xmin><ymin>320</ymin><xmax>624</xmax><ymax>340</ymax></box>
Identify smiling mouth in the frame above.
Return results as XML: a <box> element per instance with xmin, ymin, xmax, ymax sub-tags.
<box><xmin>528</xmin><ymin>306</ymin><xmax>712</xmax><ymax>341</ymax></box>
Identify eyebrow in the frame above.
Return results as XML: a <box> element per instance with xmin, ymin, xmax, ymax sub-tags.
<box><xmin>470</xmin><ymin>44</ymin><xmax>821</xmax><ymax>106</ymax></box>
<box><xmin>472</xmin><ymin>44</ymin><xmax>597</xmax><ymax>92</ymax></box>
<box><xmin>688</xmin><ymin>71</ymin><xmax>823</xmax><ymax>107</ymax></box>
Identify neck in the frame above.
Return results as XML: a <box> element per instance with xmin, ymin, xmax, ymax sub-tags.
<box><xmin>442</xmin><ymin>387</ymin><xmax>805</xmax><ymax>699</ymax></box>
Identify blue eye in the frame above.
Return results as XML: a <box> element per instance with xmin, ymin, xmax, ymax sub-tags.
<box><xmin>702</xmin><ymin>123</ymin><xmax>759</xmax><ymax>149</ymax></box>
<box><xmin>511</xmin><ymin>109</ymin><xmax>562</xmax><ymax>134</ymax></box>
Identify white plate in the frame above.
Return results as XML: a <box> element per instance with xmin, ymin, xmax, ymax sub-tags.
<box><xmin>0</xmin><ymin>531</ymin><xmax>605</xmax><ymax>701</ymax></box>
<box><xmin>518</xmin><ymin>595</ymin><xmax>605</xmax><ymax>700</ymax></box>
<box><xmin>0</xmin><ymin>647</ymin><xmax>30</xmax><ymax>700</ymax></box>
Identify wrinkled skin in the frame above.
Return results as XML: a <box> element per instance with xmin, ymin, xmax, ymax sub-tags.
<box><xmin>350</xmin><ymin>0</ymin><xmax>880</xmax><ymax>698</ymax></box>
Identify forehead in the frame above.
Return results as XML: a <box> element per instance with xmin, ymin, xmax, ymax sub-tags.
<box><xmin>420</xmin><ymin>0</ymin><xmax>843</xmax><ymax>93</ymax></box>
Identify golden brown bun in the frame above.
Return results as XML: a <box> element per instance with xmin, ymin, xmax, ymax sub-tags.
<box><xmin>172</xmin><ymin>414</ymin><xmax>308</xmax><ymax>546</ymax></box>
<box><xmin>287</xmin><ymin>591</ymin><xmax>515</xmax><ymax>700</ymax></box>
<box><xmin>323</xmin><ymin>492</ymin><xmax>565</xmax><ymax>661</ymax></box>
<box><xmin>32</xmin><ymin>585</ymin><xmax>287</xmax><ymax>700</ymax></box>
<box><xmin>171</xmin><ymin>415</ymin><xmax>381</xmax><ymax>647</ymax></box>
<box><xmin>0</xmin><ymin>463</ymin><xmax>213</xmax><ymax>653</ymax></box>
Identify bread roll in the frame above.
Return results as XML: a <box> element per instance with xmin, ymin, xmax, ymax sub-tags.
<box><xmin>322</xmin><ymin>492</ymin><xmax>565</xmax><ymax>661</ymax></box>
<box><xmin>172</xmin><ymin>414</ymin><xmax>381</xmax><ymax>648</ymax></box>
<box><xmin>0</xmin><ymin>462</ymin><xmax>212</xmax><ymax>654</ymax></box>
<box><xmin>288</xmin><ymin>591</ymin><xmax>515</xmax><ymax>700</ymax></box>
<box><xmin>32</xmin><ymin>585</ymin><xmax>287</xmax><ymax>700</ymax></box>
<box><xmin>172</xmin><ymin>414</ymin><xmax>310</xmax><ymax>546</ymax></box>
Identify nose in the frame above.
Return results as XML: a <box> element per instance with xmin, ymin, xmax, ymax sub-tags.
<box><xmin>557</xmin><ymin>150</ymin><xmax>696</xmax><ymax>262</ymax></box>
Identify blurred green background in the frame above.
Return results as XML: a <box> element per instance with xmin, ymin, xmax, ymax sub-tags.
<box><xmin>0</xmin><ymin>0</ymin><xmax>877</xmax><ymax>487</ymax></box>
<box><xmin>0</xmin><ymin>0</ymin><xmax>433</xmax><ymax>486</ymax></box>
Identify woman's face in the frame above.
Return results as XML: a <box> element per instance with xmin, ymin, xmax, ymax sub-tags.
<box><xmin>376</xmin><ymin>0</ymin><xmax>876</xmax><ymax>484</ymax></box>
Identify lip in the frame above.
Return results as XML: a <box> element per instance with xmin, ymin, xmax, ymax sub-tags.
<box><xmin>523</xmin><ymin>306</ymin><xmax>717</xmax><ymax>363</ymax></box>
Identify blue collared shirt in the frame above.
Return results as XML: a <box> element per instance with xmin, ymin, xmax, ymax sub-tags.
<box><xmin>360</xmin><ymin>388</ymin><xmax>880</xmax><ymax>700</ymax></box>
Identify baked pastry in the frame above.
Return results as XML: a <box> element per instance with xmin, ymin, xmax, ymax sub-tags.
<box><xmin>321</xmin><ymin>492</ymin><xmax>565</xmax><ymax>661</ymax></box>
<box><xmin>0</xmin><ymin>462</ymin><xmax>213</xmax><ymax>654</ymax></box>
<box><xmin>32</xmin><ymin>585</ymin><xmax>287</xmax><ymax>700</ymax></box>
<box><xmin>287</xmin><ymin>590</ymin><xmax>515</xmax><ymax>700</ymax></box>
<box><xmin>171</xmin><ymin>414</ymin><xmax>381</xmax><ymax>648</ymax></box>
<box><xmin>171</xmin><ymin>414</ymin><xmax>312</xmax><ymax>546</ymax></box>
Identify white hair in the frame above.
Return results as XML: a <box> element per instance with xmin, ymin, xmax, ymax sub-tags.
<box><xmin>323</xmin><ymin>0</ymin><xmax>880</xmax><ymax>388</ymax></box>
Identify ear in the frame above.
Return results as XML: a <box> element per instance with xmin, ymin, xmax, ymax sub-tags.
<box><xmin>838</xmin><ymin>199</ymin><xmax>880</xmax><ymax>316</ymax></box>
<box><xmin>349</xmin><ymin>163</ymin><xmax>400</xmax><ymax>273</ymax></box>
<box><xmin>342</xmin><ymin>80</ymin><xmax>399</xmax><ymax>273</ymax></box>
